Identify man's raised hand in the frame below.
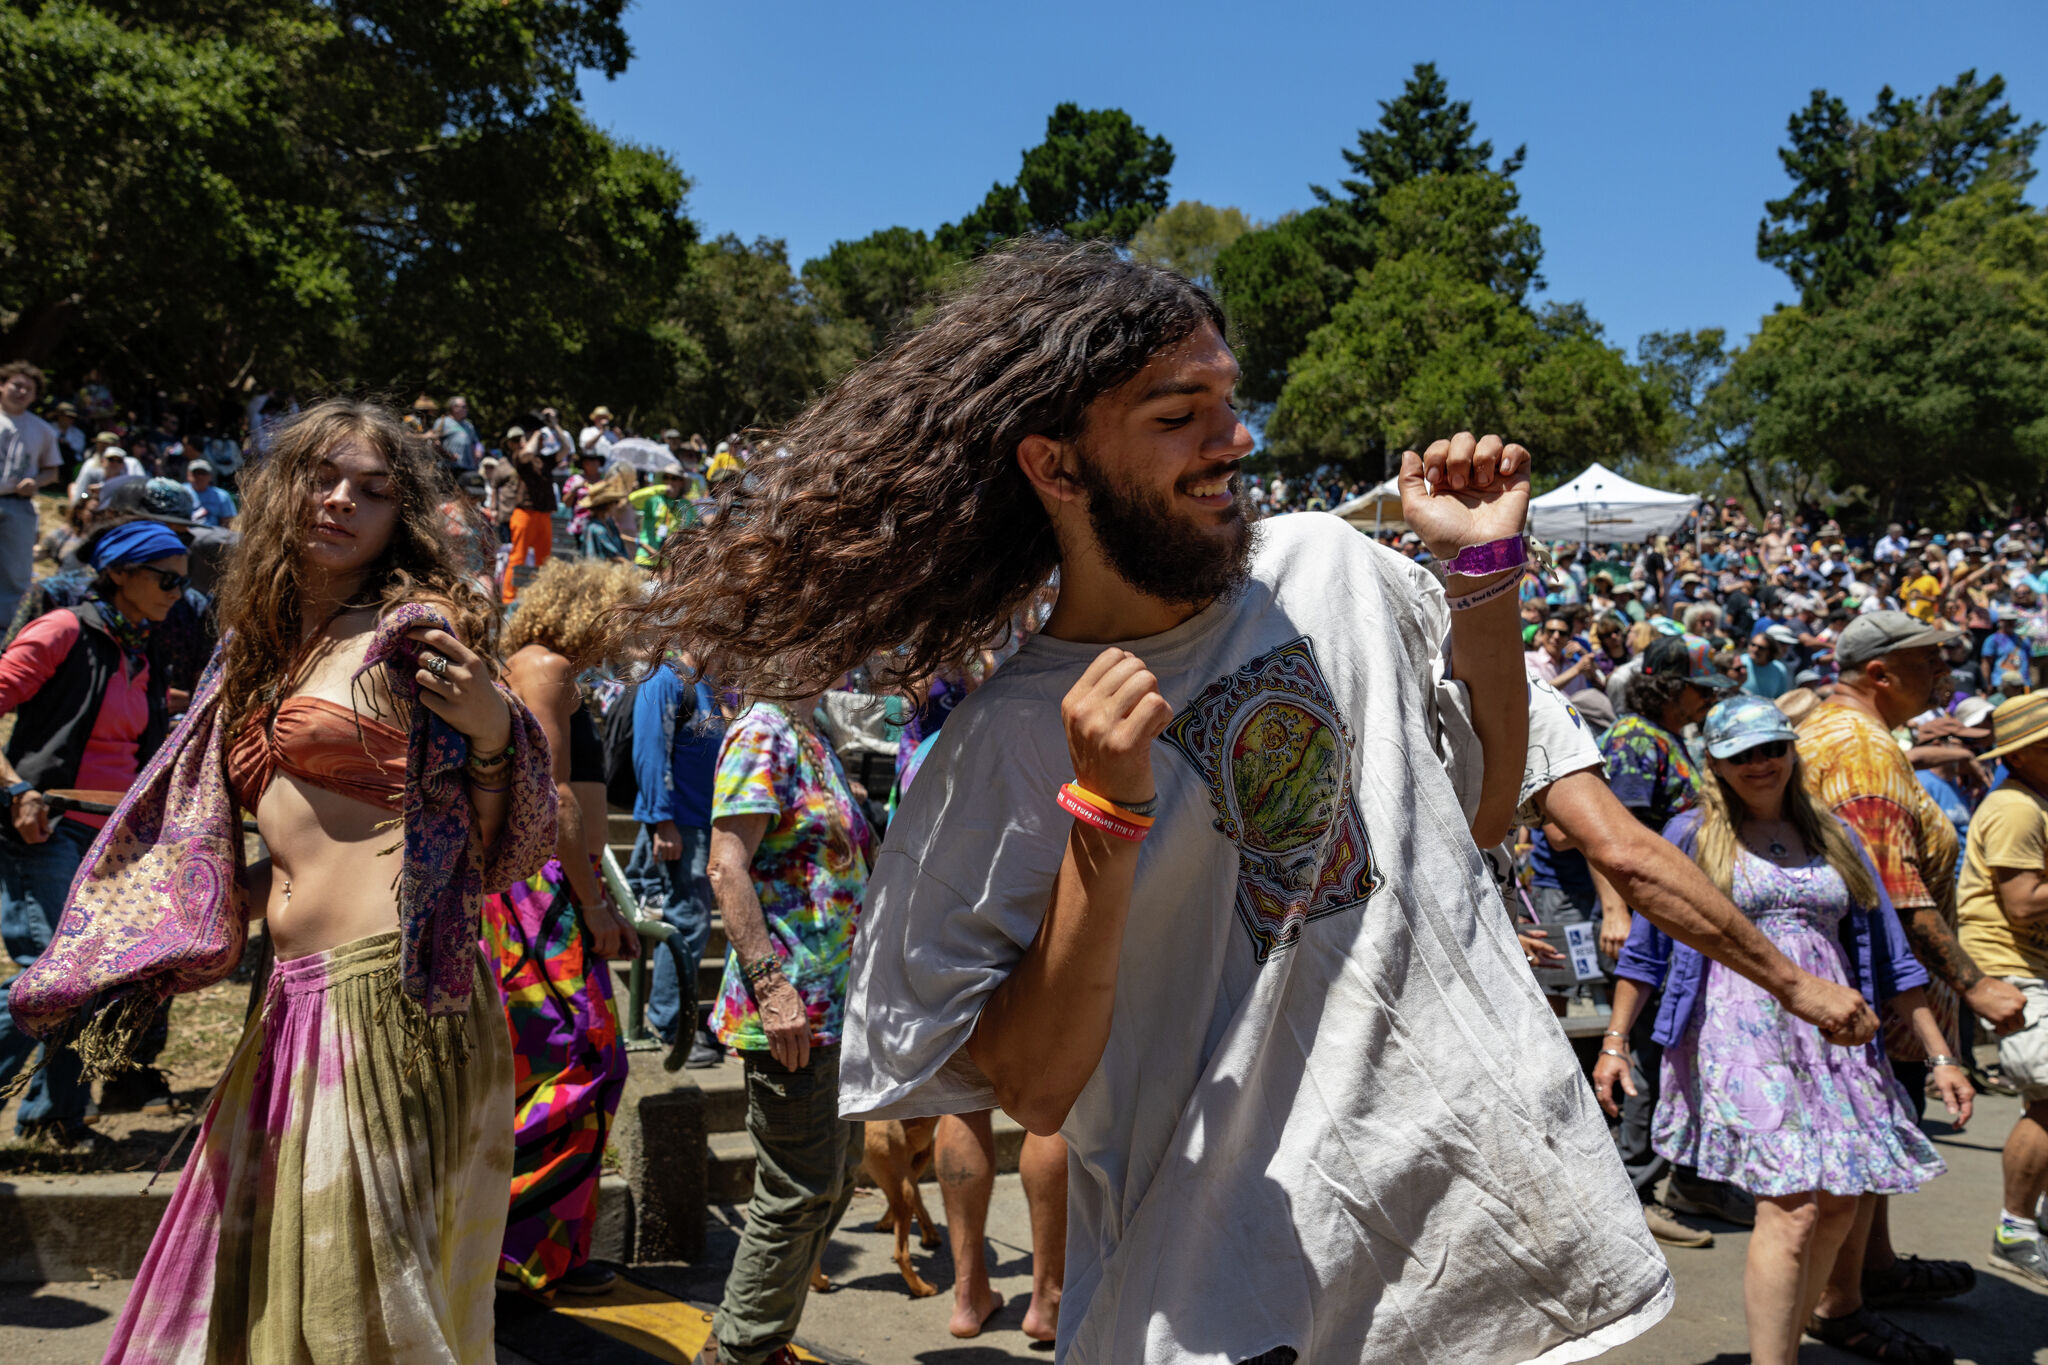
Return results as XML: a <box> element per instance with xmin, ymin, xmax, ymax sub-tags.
<box><xmin>1398</xmin><ymin>433</ymin><xmax>1532</xmax><ymax>564</ymax></box>
<box><xmin>1061</xmin><ymin>649</ymin><xmax>1173</xmax><ymax>808</ymax></box>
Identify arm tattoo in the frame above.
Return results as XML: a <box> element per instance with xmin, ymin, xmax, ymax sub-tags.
<box><xmin>1901</xmin><ymin>904</ymin><xmax>1986</xmax><ymax>994</ymax></box>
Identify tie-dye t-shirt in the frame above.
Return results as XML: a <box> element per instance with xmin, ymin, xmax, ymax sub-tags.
<box><xmin>1797</xmin><ymin>699</ymin><xmax>1961</xmax><ymax>1060</ymax></box>
<box><xmin>1598</xmin><ymin>712</ymin><xmax>1702</xmax><ymax>830</ymax></box>
<box><xmin>708</xmin><ymin>702</ymin><xmax>874</xmax><ymax>1050</ymax></box>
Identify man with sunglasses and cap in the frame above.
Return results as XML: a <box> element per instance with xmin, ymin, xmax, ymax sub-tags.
<box><xmin>1957</xmin><ymin>692</ymin><xmax>2048</xmax><ymax>1286</ymax></box>
<box><xmin>1797</xmin><ymin>610</ymin><xmax>2030</xmax><ymax>1353</ymax></box>
<box><xmin>0</xmin><ymin>519</ymin><xmax>190</xmax><ymax>1146</ymax></box>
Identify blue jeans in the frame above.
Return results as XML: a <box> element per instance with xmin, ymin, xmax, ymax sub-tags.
<box><xmin>627</xmin><ymin>824</ymin><xmax>713</xmax><ymax>1044</ymax></box>
<box><xmin>0</xmin><ymin>818</ymin><xmax>96</xmax><ymax>1135</ymax></box>
<box><xmin>0</xmin><ymin>496</ymin><xmax>38</xmax><ymax>628</ymax></box>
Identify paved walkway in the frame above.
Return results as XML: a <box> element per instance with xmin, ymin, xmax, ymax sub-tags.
<box><xmin>5</xmin><ymin>1093</ymin><xmax>2043</xmax><ymax>1362</ymax></box>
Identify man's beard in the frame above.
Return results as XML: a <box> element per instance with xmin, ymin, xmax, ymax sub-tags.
<box><xmin>1070</xmin><ymin>448</ymin><xmax>1256</xmax><ymax>608</ymax></box>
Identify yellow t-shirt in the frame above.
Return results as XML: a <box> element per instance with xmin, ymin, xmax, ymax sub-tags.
<box><xmin>1902</xmin><ymin>573</ymin><xmax>1941</xmax><ymax>622</ymax></box>
<box><xmin>1958</xmin><ymin>782</ymin><xmax>2048</xmax><ymax>979</ymax></box>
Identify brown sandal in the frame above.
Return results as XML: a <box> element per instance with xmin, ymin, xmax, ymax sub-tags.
<box><xmin>1861</xmin><ymin>1252</ymin><xmax>1977</xmax><ymax>1305</ymax></box>
<box><xmin>1806</xmin><ymin>1307</ymin><xmax>1955</xmax><ymax>1365</ymax></box>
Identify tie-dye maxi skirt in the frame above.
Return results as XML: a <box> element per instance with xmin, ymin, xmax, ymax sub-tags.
<box><xmin>104</xmin><ymin>932</ymin><xmax>514</xmax><ymax>1364</ymax></box>
<box><xmin>479</xmin><ymin>859</ymin><xmax>629</xmax><ymax>1294</ymax></box>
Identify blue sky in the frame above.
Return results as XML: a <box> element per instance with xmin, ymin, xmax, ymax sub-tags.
<box><xmin>578</xmin><ymin>1</ymin><xmax>2046</xmax><ymax>354</ymax></box>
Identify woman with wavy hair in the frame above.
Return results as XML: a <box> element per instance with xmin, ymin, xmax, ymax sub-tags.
<box><xmin>487</xmin><ymin>557</ymin><xmax>642</xmax><ymax>1297</ymax></box>
<box><xmin>8</xmin><ymin>399</ymin><xmax>556</xmax><ymax>1362</ymax></box>
<box><xmin>1597</xmin><ymin>695</ymin><xmax>1966</xmax><ymax>1365</ymax></box>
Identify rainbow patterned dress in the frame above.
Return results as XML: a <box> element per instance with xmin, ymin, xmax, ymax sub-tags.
<box><xmin>480</xmin><ymin>857</ymin><xmax>629</xmax><ymax>1293</ymax></box>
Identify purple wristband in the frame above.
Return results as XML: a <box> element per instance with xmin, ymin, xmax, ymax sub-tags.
<box><xmin>1444</xmin><ymin>534</ymin><xmax>1529</xmax><ymax>578</ymax></box>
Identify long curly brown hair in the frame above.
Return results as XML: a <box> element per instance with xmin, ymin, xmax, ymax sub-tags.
<box><xmin>503</xmin><ymin>558</ymin><xmax>646</xmax><ymax>673</ymax></box>
<box><xmin>633</xmin><ymin>237</ymin><xmax>1225</xmax><ymax>700</ymax></box>
<box><xmin>213</xmin><ymin>398</ymin><xmax>498</xmax><ymax>736</ymax></box>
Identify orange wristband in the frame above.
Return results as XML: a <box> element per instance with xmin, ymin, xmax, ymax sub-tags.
<box><xmin>1057</xmin><ymin>783</ymin><xmax>1149</xmax><ymax>841</ymax></box>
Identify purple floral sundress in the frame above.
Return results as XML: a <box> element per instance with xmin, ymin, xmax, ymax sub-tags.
<box><xmin>1653</xmin><ymin>850</ymin><xmax>1946</xmax><ymax>1197</ymax></box>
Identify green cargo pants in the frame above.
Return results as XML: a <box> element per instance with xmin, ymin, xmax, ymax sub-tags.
<box><xmin>710</xmin><ymin>1046</ymin><xmax>863</xmax><ymax>1365</ymax></box>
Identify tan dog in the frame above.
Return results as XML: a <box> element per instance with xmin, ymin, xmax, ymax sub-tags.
<box><xmin>864</xmin><ymin>1116</ymin><xmax>942</xmax><ymax>1296</ymax></box>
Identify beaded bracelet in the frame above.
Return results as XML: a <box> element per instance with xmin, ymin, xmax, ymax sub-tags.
<box><xmin>1056</xmin><ymin>782</ymin><xmax>1151</xmax><ymax>841</ymax></box>
<box><xmin>741</xmin><ymin>956</ymin><xmax>783</xmax><ymax>986</ymax></box>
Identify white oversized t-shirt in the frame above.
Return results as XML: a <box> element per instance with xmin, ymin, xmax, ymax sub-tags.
<box><xmin>840</xmin><ymin>513</ymin><xmax>1670</xmax><ymax>1365</ymax></box>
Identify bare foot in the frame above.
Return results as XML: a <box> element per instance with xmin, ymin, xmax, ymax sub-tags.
<box><xmin>948</xmin><ymin>1288</ymin><xmax>1004</xmax><ymax>1338</ymax></box>
<box><xmin>1022</xmin><ymin>1291</ymin><xmax>1059</xmax><ymax>1342</ymax></box>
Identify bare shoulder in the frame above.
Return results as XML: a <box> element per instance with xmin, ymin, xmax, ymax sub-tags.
<box><xmin>507</xmin><ymin>643</ymin><xmax>572</xmax><ymax>689</ymax></box>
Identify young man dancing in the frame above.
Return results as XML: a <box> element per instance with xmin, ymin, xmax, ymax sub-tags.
<box><xmin>649</xmin><ymin>241</ymin><xmax>1671</xmax><ymax>1364</ymax></box>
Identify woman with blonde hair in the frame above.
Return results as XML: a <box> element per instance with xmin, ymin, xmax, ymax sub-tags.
<box><xmin>9</xmin><ymin>399</ymin><xmax>556</xmax><ymax>1361</ymax></box>
<box><xmin>1596</xmin><ymin>694</ymin><xmax>1969</xmax><ymax>1365</ymax></box>
<box><xmin>487</xmin><ymin>557</ymin><xmax>644</xmax><ymax>1296</ymax></box>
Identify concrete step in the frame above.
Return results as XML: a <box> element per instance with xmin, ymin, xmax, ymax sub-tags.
<box><xmin>704</xmin><ymin>1109</ymin><xmax>1028</xmax><ymax>1204</ymax></box>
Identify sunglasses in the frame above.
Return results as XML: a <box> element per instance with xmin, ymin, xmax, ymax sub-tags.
<box><xmin>1726</xmin><ymin>740</ymin><xmax>1791</xmax><ymax>762</ymax></box>
<box><xmin>128</xmin><ymin>567</ymin><xmax>189</xmax><ymax>592</ymax></box>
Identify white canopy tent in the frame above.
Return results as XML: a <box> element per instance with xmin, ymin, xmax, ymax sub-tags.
<box><xmin>1330</xmin><ymin>477</ymin><xmax>1406</xmax><ymax>532</ymax></box>
<box><xmin>1526</xmin><ymin>461</ymin><xmax>1699</xmax><ymax>544</ymax></box>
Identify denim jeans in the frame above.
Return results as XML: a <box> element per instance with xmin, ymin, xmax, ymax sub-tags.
<box><xmin>1616</xmin><ymin>993</ymin><xmax>1670</xmax><ymax>1204</ymax></box>
<box><xmin>711</xmin><ymin>1047</ymin><xmax>862</xmax><ymax>1365</ymax></box>
<box><xmin>627</xmin><ymin>824</ymin><xmax>713</xmax><ymax>1044</ymax></box>
<box><xmin>0</xmin><ymin>496</ymin><xmax>37</xmax><ymax>628</ymax></box>
<box><xmin>0</xmin><ymin>818</ymin><xmax>95</xmax><ymax>1135</ymax></box>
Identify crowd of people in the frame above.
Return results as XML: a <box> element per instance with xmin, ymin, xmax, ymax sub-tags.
<box><xmin>0</xmin><ymin>240</ymin><xmax>2040</xmax><ymax>1365</ymax></box>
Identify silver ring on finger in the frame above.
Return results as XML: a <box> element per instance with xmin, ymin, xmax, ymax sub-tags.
<box><xmin>424</xmin><ymin>652</ymin><xmax>449</xmax><ymax>679</ymax></box>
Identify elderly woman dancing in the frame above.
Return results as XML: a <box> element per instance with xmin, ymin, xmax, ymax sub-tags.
<box><xmin>8</xmin><ymin>399</ymin><xmax>555</xmax><ymax>1363</ymax></box>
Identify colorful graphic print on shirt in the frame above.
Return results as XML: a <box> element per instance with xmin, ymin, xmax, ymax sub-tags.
<box><xmin>1163</xmin><ymin>636</ymin><xmax>1383</xmax><ymax>962</ymax></box>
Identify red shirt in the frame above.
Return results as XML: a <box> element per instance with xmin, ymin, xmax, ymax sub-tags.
<box><xmin>0</xmin><ymin>609</ymin><xmax>149</xmax><ymax>828</ymax></box>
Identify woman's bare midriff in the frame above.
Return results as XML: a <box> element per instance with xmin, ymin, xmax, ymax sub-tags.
<box><xmin>256</xmin><ymin>775</ymin><xmax>406</xmax><ymax>959</ymax></box>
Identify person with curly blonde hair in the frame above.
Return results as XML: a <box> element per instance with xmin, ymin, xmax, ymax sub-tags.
<box><xmin>489</xmin><ymin>556</ymin><xmax>647</xmax><ymax>1296</ymax></box>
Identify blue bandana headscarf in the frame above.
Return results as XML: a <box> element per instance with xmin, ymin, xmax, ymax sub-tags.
<box><xmin>90</xmin><ymin>520</ymin><xmax>185</xmax><ymax>572</ymax></box>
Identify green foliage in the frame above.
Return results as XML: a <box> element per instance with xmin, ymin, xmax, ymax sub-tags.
<box><xmin>1312</xmin><ymin>61</ymin><xmax>1525</xmax><ymax>217</ymax></box>
<box><xmin>667</xmin><ymin>236</ymin><xmax>841</xmax><ymax>438</ymax></box>
<box><xmin>0</xmin><ymin>0</ymin><xmax>691</xmax><ymax>420</ymax></box>
<box><xmin>1742</xmin><ymin>184</ymin><xmax>2048</xmax><ymax>523</ymax></box>
<box><xmin>1216</xmin><ymin>64</ymin><xmax>1538</xmax><ymax>409</ymax></box>
<box><xmin>800</xmin><ymin>227</ymin><xmax>956</xmax><ymax>361</ymax></box>
<box><xmin>1266</xmin><ymin>173</ymin><xmax>1659</xmax><ymax>479</ymax></box>
<box><xmin>1213</xmin><ymin>208</ymin><xmax>1373</xmax><ymax>407</ymax></box>
<box><xmin>1758</xmin><ymin>70</ymin><xmax>2040</xmax><ymax>306</ymax></box>
<box><xmin>1128</xmin><ymin>201</ymin><xmax>1254</xmax><ymax>293</ymax></box>
<box><xmin>937</xmin><ymin>103</ymin><xmax>1173</xmax><ymax>255</ymax></box>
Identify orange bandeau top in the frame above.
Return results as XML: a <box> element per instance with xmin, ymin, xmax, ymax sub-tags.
<box><xmin>226</xmin><ymin>696</ymin><xmax>408</xmax><ymax>813</ymax></box>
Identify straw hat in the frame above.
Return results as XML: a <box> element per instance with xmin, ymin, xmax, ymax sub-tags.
<box><xmin>1981</xmin><ymin>692</ymin><xmax>2048</xmax><ymax>761</ymax></box>
<box><xmin>582</xmin><ymin>468</ymin><xmax>635</xmax><ymax>512</ymax></box>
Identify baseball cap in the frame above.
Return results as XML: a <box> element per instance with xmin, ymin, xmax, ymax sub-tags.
<box><xmin>1982</xmin><ymin>692</ymin><xmax>2048</xmax><ymax>761</ymax></box>
<box><xmin>185</xmin><ymin>458</ymin><xmax>213</xmax><ymax>475</ymax></box>
<box><xmin>1834</xmin><ymin>610</ymin><xmax>1965</xmax><ymax>668</ymax></box>
<box><xmin>660</xmin><ymin>428</ymin><xmax>682</xmax><ymax>441</ymax></box>
<box><xmin>503</xmin><ymin>425</ymin><xmax>526</xmax><ymax>441</ymax></box>
<box><xmin>92</xmin><ymin>431</ymin><xmax>121</xmax><ymax>448</ymax></box>
<box><xmin>1954</xmin><ymin>695</ymin><xmax>1997</xmax><ymax>729</ymax></box>
<box><xmin>98</xmin><ymin>474</ymin><xmax>197</xmax><ymax>527</ymax></box>
<box><xmin>1703</xmin><ymin>693</ymin><xmax>1800</xmax><ymax>758</ymax></box>
<box><xmin>1643</xmin><ymin>634</ymin><xmax>1738</xmax><ymax>691</ymax></box>
<box><xmin>1764</xmin><ymin>624</ymin><xmax>1800</xmax><ymax>647</ymax></box>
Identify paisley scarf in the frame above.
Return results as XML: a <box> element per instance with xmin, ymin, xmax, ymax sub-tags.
<box><xmin>5</xmin><ymin>603</ymin><xmax>556</xmax><ymax>1079</ymax></box>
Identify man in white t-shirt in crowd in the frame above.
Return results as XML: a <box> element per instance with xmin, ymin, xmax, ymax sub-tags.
<box><xmin>0</xmin><ymin>361</ymin><xmax>60</xmax><ymax>623</ymax></box>
<box><xmin>579</xmin><ymin>404</ymin><xmax>619</xmax><ymax>456</ymax></box>
<box><xmin>646</xmin><ymin>242</ymin><xmax>1673</xmax><ymax>1365</ymax></box>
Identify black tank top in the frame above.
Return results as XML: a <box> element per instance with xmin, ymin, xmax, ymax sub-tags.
<box><xmin>568</xmin><ymin>704</ymin><xmax>604</xmax><ymax>784</ymax></box>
